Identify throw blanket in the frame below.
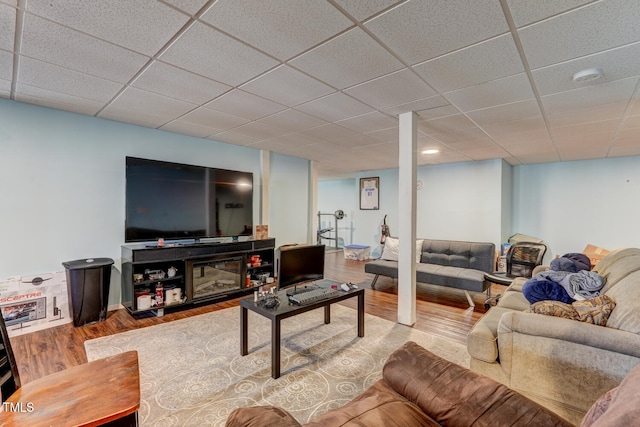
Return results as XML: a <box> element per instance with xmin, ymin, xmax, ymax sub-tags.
<box><xmin>523</xmin><ymin>270</ymin><xmax>606</xmax><ymax>304</ymax></box>
<box><xmin>550</xmin><ymin>252</ymin><xmax>591</xmax><ymax>273</ymax></box>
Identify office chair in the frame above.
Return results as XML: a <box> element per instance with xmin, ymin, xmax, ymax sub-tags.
<box><xmin>485</xmin><ymin>241</ymin><xmax>547</xmax><ymax>308</ymax></box>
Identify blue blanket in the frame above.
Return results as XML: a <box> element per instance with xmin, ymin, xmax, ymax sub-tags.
<box><xmin>522</xmin><ymin>278</ymin><xmax>573</xmax><ymax>304</ymax></box>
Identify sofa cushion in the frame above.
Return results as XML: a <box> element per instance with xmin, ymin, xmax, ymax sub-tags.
<box><xmin>416</xmin><ymin>264</ymin><xmax>488</xmax><ymax>292</ymax></box>
<box><xmin>421</xmin><ymin>239</ymin><xmax>495</xmax><ymax>272</ymax></box>
<box><xmin>364</xmin><ymin>260</ymin><xmax>399</xmax><ymax>278</ymax></box>
<box><xmin>467</xmin><ymin>306</ymin><xmax>515</xmax><ymax>362</ymax></box>
<box><xmin>226</xmin><ymin>406</ymin><xmax>301</xmax><ymax>427</ymax></box>
<box><xmin>594</xmin><ymin>248</ymin><xmax>640</xmax><ymax>293</ymax></box>
<box><xmin>604</xmin><ymin>269</ymin><xmax>640</xmax><ymax>333</ymax></box>
<box><xmin>305</xmin><ymin>379</ymin><xmax>438</xmax><ymax>427</ymax></box>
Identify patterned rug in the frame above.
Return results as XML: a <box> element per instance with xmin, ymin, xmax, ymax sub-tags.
<box><xmin>84</xmin><ymin>304</ymin><xmax>469</xmax><ymax>426</ymax></box>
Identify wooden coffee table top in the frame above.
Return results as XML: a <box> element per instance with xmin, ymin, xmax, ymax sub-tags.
<box><xmin>0</xmin><ymin>350</ymin><xmax>140</xmax><ymax>427</ymax></box>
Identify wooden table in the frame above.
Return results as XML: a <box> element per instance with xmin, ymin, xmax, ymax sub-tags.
<box><xmin>240</xmin><ymin>285</ymin><xmax>365</xmax><ymax>379</ymax></box>
<box><xmin>0</xmin><ymin>351</ymin><xmax>140</xmax><ymax>427</ymax></box>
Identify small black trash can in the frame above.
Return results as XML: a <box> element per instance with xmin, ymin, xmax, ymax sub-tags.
<box><xmin>62</xmin><ymin>258</ymin><xmax>114</xmax><ymax>327</ymax></box>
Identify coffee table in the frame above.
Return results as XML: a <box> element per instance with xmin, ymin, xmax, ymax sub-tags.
<box><xmin>240</xmin><ymin>285</ymin><xmax>365</xmax><ymax>379</ymax></box>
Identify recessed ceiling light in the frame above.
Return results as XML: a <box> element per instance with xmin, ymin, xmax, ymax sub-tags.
<box><xmin>422</xmin><ymin>149</ymin><xmax>439</xmax><ymax>155</ymax></box>
<box><xmin>572</xmin><ymin>67</ymin><xmax>603</xmax><ymax>83</ymax></box>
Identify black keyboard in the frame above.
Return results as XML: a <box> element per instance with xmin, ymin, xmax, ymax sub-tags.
<box><xmin>288</xmin><ymin>288</ymin><xmax>340</xmax><ymax>305</ymax></box>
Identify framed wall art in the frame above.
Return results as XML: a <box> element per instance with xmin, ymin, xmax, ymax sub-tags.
<box><xmin>360</xmin><ymin>177</ymin><xmax>379</xmax><ymax>210</ymax></box>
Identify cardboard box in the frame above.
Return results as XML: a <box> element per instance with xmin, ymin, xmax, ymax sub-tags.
<box><xmin>583</xmin><ymin>244</ymin><xmax>610</xmax><ymax>268</ymax></box>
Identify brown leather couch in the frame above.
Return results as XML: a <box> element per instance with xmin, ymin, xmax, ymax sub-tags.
<box><xmin>225</xmin><ymin>341</ymin><xmax>573</xmax><ymax>427</ymax></box>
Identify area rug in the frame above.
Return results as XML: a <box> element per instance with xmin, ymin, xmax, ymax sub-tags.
<box><xmin>85</xmin><ymin>305</ymin><xmax>469</xmax><ymax>426</ymax></box>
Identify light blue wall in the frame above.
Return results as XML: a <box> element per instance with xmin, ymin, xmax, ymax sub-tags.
<box><xmin>513</xmin><ymin>156</ymin><xmax>640</xmax><ymax>258</ymax></box>
<box><xmin>319</xmin><ymin>155</ymin><xmax>640</xmax><ymax>262</ymax></box>
<box><xmin>319</xmin><ymin>160</ymin><xmax>506</xmax><ymax>257</ymax></box>
<box><xmin>0</xmin><ymin>99</ymin><xmax>310</xmax><ymax>305</ymax></box>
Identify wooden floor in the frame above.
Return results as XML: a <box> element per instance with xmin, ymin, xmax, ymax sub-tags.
<box><xmin>10</xmin><ymin>251</ymin><xmax>505</xmax><ymax>385</ymax></box>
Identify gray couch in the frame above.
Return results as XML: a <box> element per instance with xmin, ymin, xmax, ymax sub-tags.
<box><xmin>467</xmin><ymin>248</ymin><xmax>640</xmax><ymax>425</ymax></box>
<box><xmin>364</xmin><ymin>239</ymin><xmax>495</xmax><ymax>307</ymax></box>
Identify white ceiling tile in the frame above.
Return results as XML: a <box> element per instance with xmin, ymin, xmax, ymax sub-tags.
<box><xmin>1</xmin><ymin>3</ymin><xmax>15</xmax><ymax>51</ymax></box>
<box><xmin>299</xmin><ymin>123</ymin><xmax>358</xmax><ymax>140</ymax></box>
<box><xmin>133</xmin><ymin>61</ymin><xmax>231</xmax><ymax>105</ymax></box>
<box><xmin>366</xmin><ymin>126</ymin><xmax>399</xmax><ymax>143</ymax></box>
<box><xmin>258</xmin><ymin>109</ymin><xmax>328</xmax><ymax>133</ymax></box>
<box><xmin>466</xmin><ymin>99</ymin><xmax>541</xmax><ymax>125</ymax></box>
<box><xmin>612</xmin><ymin>129</ymin><xmax>640</xmax><ymax>146</ymax></box>
<box><xmin>17</xmin><ymin>57</ymin><xmax>123</xmax><ymax>102</ymax></box>
<box><xmin>290</xmin><ymin>27</ymin><xmax>404</xmax><ymax>89</ymax></box>
<box><xmin>344</xmin><ymin>68</ymin><xmax>436</xmax><ymax>109</ymax></box>
<box><xmin>201</xmin><ymin>0</ymin><xmax>353</xmax><ymax>61</ymax></box>
<box><xmin>21</xmin><ymin>14</ymin><xmax>149</xmax><ymax>83</ymax></box>
<box><xmin>552</xmin><ymin>119</ymin><xmax>618</xmax><ymax>140</ymax></box>
<box><xmin>414</xmin><ymin>104</ymin><xmax>459</xmax><ymax>121</ymax></box>
<box><xmin>518</xmin><ymin>0</ymin><xmax>640</xmax><ymax>69</ymax></box>
<box><xmin>0</xmin><ymin>79</ymin><xmax>10</xmax><ymax>97</ymax></box>
<box><xmin>558</xmin><ymin>146</ymin><xmax>610</xmax><ymax>161</ymax></box>
<box><xmin>493</xmin><ymin>128</ymin><xmax>552</xmax><ymax>146</ymax></box>
<box><xmin>241</xmin><ymin>65</ymin><xmax>334</xmax><ymax>106</ymax></box>
<box><xmin>382</xmin><ymin>95</ymin><xmax>450</xmax><ymax>117</ymax></box>
<box><xmin>159</xmin><ymin>121</ymin><xmax>217</xmax><ymax>138</ymax></box>
<box><xmin>163</xmin><ymin>0</ymin><xmax>209</xmax><ymax>15</ymax></box>
<box><xmin>99</xmin><ymin>87</ymin><xmax>197</xmax><ymax>128</ymax></box>
<box><xmin>14</xmin><ymin>83</ymin><xmax>105</xmax><ymax>116</ymax></box>
<box><xmin>547</xmin><ymin>100</ymin><xmax>628</xmax><ymax>128</ymax></box>
<box><xmin>267</xmin><ymin>132</ymin><xmax>324</xmax><ymax>147</ymax></box>
<box><xmin>335</xmin><ymin>111</ymin><xmax>397</xmax><ymax>133</ymax></box>
<box><xmin>160</xmin><ymin>22</ymin><xmax>279</xmax><ymax>86</ymax></box>
<box><xmin>231</xmin><ymin>121</ymin><xmax>289</xmax><ymax>140</ymax></box>
<box><xmin>334</xmin><ymin>0</ymin><xmax>403</xmax><ymax>21</ymax></box>
<box><xmin>506</xmin><ymin>0</ymin><xmax>594</xmax><ymax>27</ymax></box>
<box><xmin>333</xmin><ymin>133</ymin><xmax>383</xmax><ymax>148</ymax></box>
<box><xmin>204</xmin><ymin>90</ymin><xmax>286</xmax><ymax>120</ymax></box>
<box><xmin>0</xmin><ymin>49</ymin><xmax>12</xmax><ymax>80</ymax></box>
<box><xmin>414</xmin><ymin>34</ymin><xmax>524</xmax><ymax>93</ymax></box>
<box><xmin>171</xmin><ymin>106</ymin><xmax>249</xmax><ymax>130</ymax></box>
<box><xmin>621</xmin><ymin>115</ymin><xmax>640</xmax><ymax>130</ymax></box>
<box><xmin>445</xmin><ymin>73</ymin><xmax>535</xmax><ymax>112</ymax></box>
<box><xmin>365</xmin><ymin>0</ymin><xmax>508</xmax><ymax>64</ymax></box>
<box><xmin>609</xmin><ymin>145</ymin><xmax>640</xmax><ymax>157</ymax></box>
<box><xmin>480</xmin><ymin>116</ymin><xmax>547</xmax><ymax>137</ymax></box>
<box><xmin>294</xmin><ymin>92</ymin><xmax>374</xmax><ymax>122</ymax></box>
<box><xmin>532</xmin><ymin>42</ymin><xmax>640</xmax><ymax>96</ymax></box>
<box><xmin>420</xmin><ymin>114</ymin><xmax>479</xmax><ymax>134</ymax></box>
<box><xmin>541</xmin><ymin>77</ymin><xmax>639</xmax><ymax>114</ymax></box>
<box><xmin>209</xmin><ymin>131</ymin><xmax>261</xmax><ymax>146</ymax></box>
<box><xmin>26</xmin><ymin>0</ymin><xmax>189</xmax><ymax>55</ymax></box>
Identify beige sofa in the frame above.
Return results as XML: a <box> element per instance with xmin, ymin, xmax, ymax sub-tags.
<box><xmin>467</xmin><ymin>248</ymin><xmax>640</xmax><ymax>424</ymax></box>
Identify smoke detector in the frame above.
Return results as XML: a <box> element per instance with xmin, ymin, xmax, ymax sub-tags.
<box><xmin>573</xmin><ymin>67</ymin><xmax>603</xmax><ymax>83</ymax></box>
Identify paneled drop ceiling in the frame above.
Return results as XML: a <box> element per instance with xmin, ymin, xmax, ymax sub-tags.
<box><xmin>2</xmin><ymin>0</ymin><xmax>640</xmax><ymax>178</ymax></box>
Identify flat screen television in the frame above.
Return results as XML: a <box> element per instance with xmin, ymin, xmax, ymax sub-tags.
<box><xmin>277</xmin><ymin>244</ymin><xmax>325</xmax><ymax>293</ymax></box>
<box><xmin>125</xmin><ymin>157</ymin><xmax>253</xmax><ymax>242</ymax></box>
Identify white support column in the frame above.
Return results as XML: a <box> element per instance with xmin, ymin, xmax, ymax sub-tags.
<box><xmin>397</xmin><ymin>112</ymin><xmax>417</xmax><ymax>326</ymax></box>
<box><xmin>308</xmin><ymin>160</ymin><xmax>318</xmax><ymax>245</ymax></box>
<box><xmin>260</xmin><ymin>150</ymin><xmax>270</xmax><ymax>227</ymax></box>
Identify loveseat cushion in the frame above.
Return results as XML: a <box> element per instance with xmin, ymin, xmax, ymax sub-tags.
<box><xmin>383</xmin><ymin>341</ymin><xmax>572</xmax><ymax>427</ymax></box>
<box><xmin>604</xmin><ymin>269</ymin><xmax>640</xmax><ymax>333</ymax></box>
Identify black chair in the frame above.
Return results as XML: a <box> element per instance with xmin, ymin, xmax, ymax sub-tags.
<box><xmin>484</xmin><ymin>241</ymin><xmax>547</xmax><ymax>308</ymax></box>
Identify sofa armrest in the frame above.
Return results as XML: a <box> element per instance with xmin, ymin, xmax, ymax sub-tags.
<box><xmin>383</xmin><ymin>341</ymin><xmax>572</xmax><ymax>427</ymax></box>
<box><xmin>226</xmin><ymin>406</ymin><xmax>301</xmax><ymax>427</ymax></box>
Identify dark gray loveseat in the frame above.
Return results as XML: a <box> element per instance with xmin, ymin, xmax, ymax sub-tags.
<box><xmin>364</xmin><ymin>238</ymin><xmax>496</xmax><ymax>307</ymax></box>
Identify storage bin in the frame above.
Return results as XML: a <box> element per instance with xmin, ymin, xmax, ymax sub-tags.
<box><xmin>344</xmin><ymin>245</ymin><xmax>370</xmax><ymax>261</ymax></box>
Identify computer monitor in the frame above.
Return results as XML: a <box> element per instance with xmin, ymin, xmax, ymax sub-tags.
<box><xmin>277</xmin><ymin>244</ymin><xmax>325</xmax><ymax>294</ymax></box>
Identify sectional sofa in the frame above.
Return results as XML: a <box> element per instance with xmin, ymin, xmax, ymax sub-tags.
<box><xmin>467</xmin><ymin>248</ymin><xmax>640</xmax><ymax>424</ymax></box>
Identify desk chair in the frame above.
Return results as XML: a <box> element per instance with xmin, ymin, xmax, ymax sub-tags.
<box><xmin>484</xmin><ymin>241</ymin><xmax>547</xmax><ymax>308</ymax></box>
<box><xmin>0</xmin><ymin>314</ymin><xmax>140</xmax><ymax>426</ymax></box>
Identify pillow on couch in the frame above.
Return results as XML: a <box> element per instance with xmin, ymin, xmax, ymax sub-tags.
<box><xmin>380</xmin><ymin>237</ymin><xmax>423</xmax><ymax>263</ymax></box>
